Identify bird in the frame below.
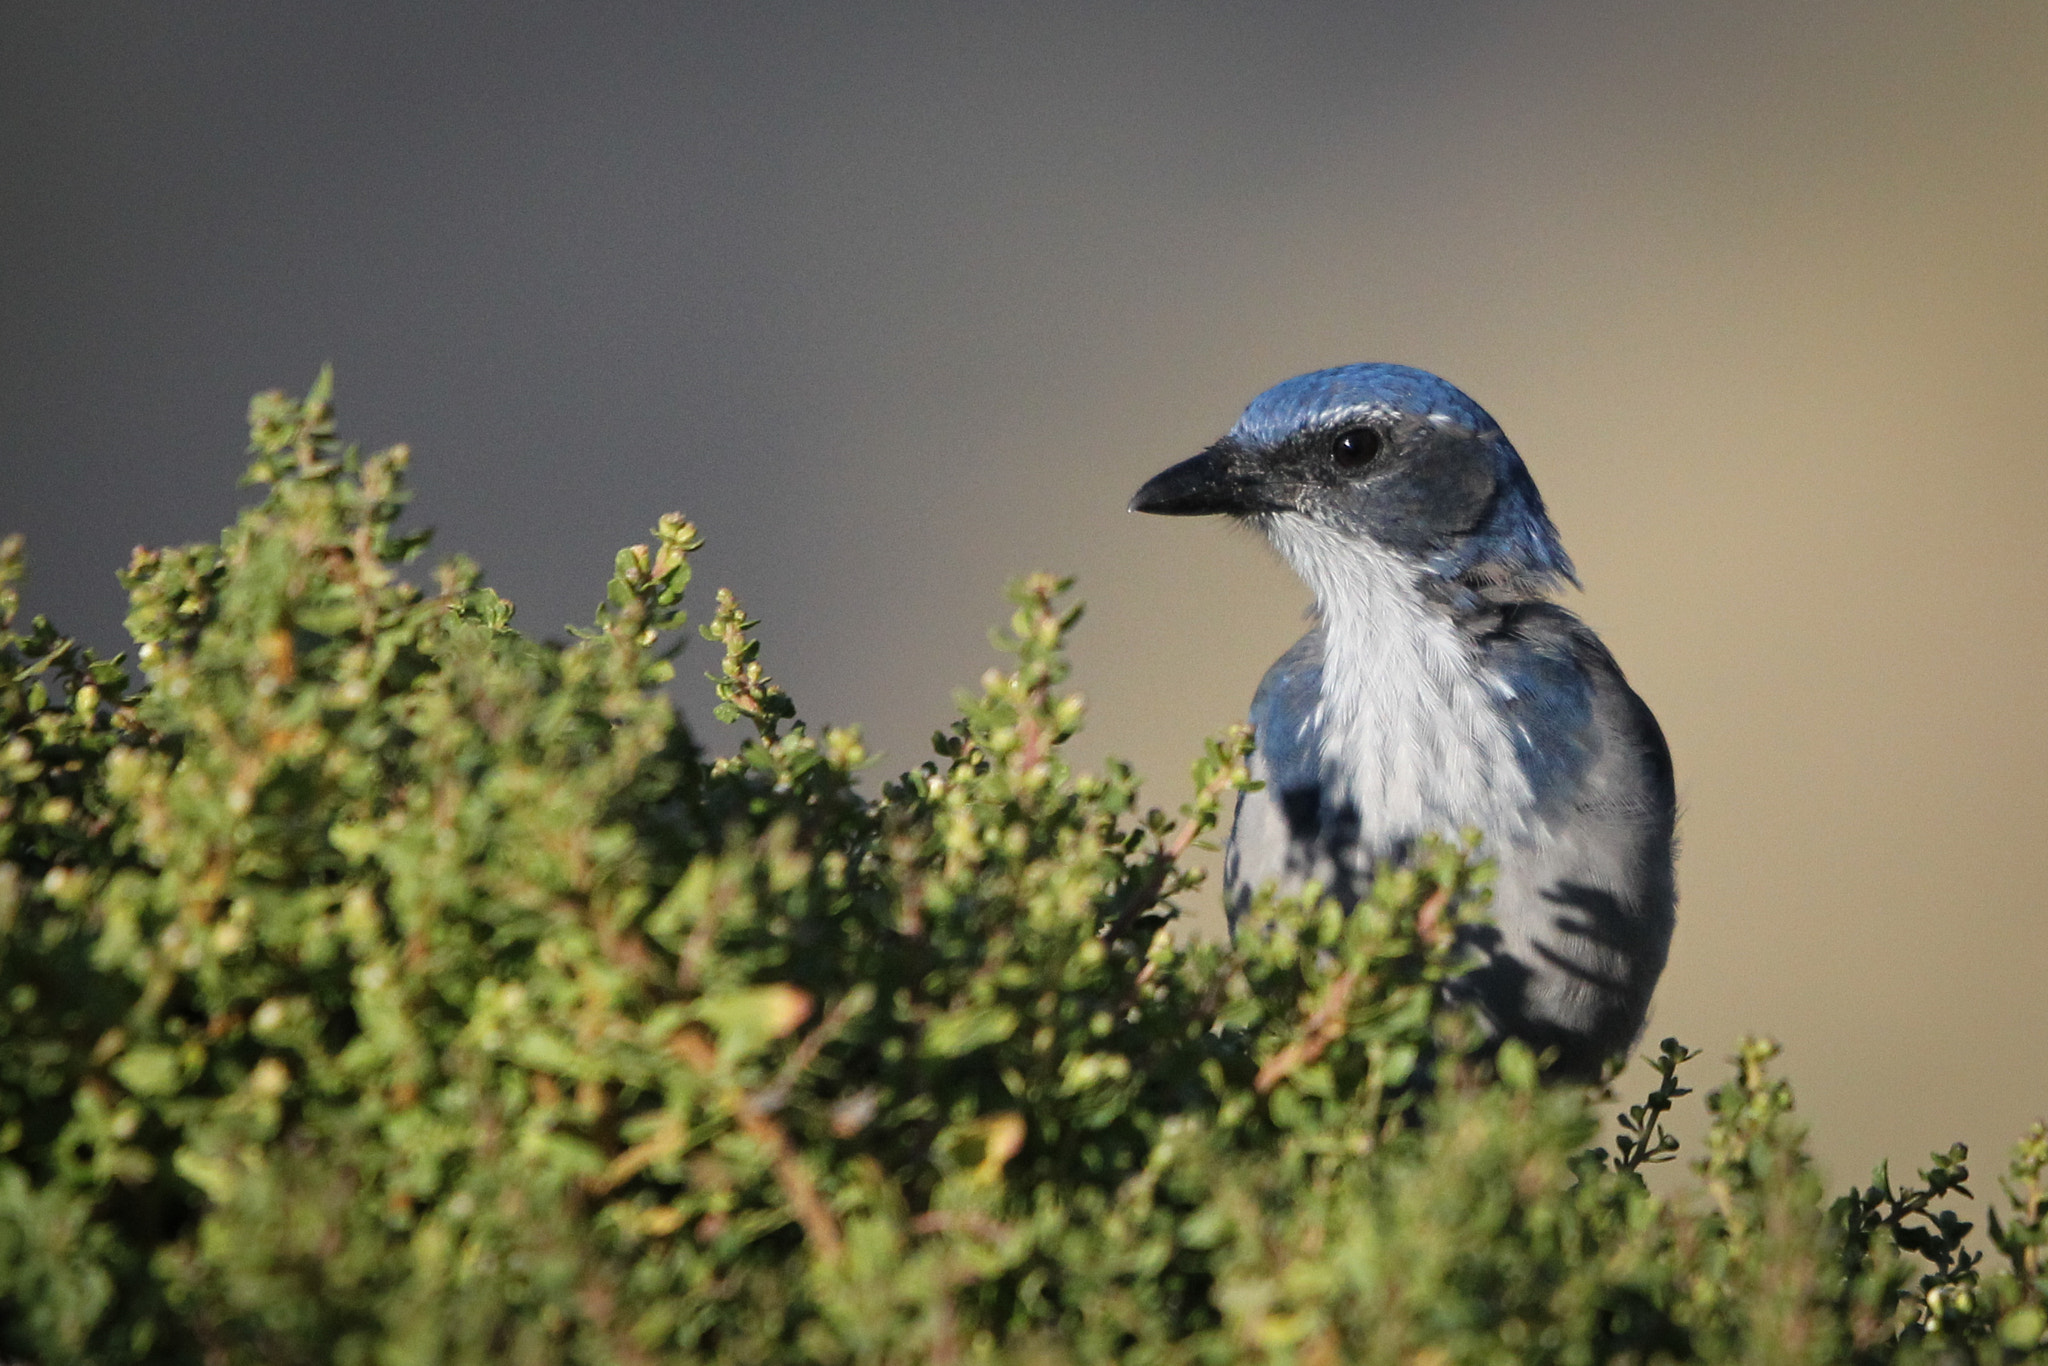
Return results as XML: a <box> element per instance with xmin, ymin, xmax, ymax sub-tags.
<box><xmin>1129</xmin><ymin>363</ymin><xmax>1674</xmax><ymax>1080</ymax></box>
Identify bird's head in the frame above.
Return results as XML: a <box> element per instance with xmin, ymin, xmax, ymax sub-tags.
<box><xmin>1130</xmin><ymin>364</ymin><xmax>1576</xmax><ymax>597</ymax></box>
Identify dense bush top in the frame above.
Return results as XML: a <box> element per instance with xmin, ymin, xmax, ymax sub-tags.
<box><xmin>0</xmin><ymin>375</ymin><xmax>2042</xmax><ymax>1363</ymax></box>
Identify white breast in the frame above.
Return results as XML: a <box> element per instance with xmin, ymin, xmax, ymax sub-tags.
<box><xmin>1256</xmin><ymin>514</ymin><xmax>1532</xmax><ymax>851</ymax></box>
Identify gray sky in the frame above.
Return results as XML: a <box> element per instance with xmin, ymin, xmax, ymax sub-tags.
<box><xmin>5</xmin><ymin>3</ymin><xmax>2046</xmax><ymax>1183</ymax></box>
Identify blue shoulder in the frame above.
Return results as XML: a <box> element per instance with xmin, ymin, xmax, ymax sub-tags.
<box><xmin>1481</xmin><ymin>605</ymin><xmax>1598</xmax><ymax>809</ymax></box>
<box><xmin>1248</xmin><ymin>629</ymin><xmax>1326</xmax><ymax>794</ymax></box>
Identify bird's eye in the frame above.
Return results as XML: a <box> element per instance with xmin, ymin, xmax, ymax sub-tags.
<box><xmin>1331</xmin><ymin>426</ymin><xmax>1383</xmax><ymax>470</ymax></box>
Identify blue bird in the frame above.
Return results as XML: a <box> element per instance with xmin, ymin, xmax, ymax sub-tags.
<box><xmin>1131</xmin><ymin>364</ymin><xmax>1675</xmax><ymax>1079</ymax></box>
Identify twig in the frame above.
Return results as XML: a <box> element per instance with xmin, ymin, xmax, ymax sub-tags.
<box><xmin>1414</xmin><ymin>886</ymin><xmax>1452</xmax><ymax>951</ymax></box>
<box><xmin>1104</xmin><ymin>810</ymin><xmax>1212</xmax><ymax>945</ymax></box>
<box><xmin>754</xmin><ymin>988</ymin><xmax>867</xmax><ymax>1114</ymax></box>
<box><xmin>667</xmin><ymin>1018</ymin><xmax>847</xmax><ymax>1259</ymax></box>
<box><xmin>730</xmin><ymin>1099</ymin><xmax>844</xmax><ymax>1260</ymax></box>
<box><xmin>910</xmin><ymin>1209</ymin><xmax>1014</xmax><ymax>1241</ymax></box>
<box><xmin>1255</xmin><ymin>970</ymin><xmax>1359</xmax><ymax>1095</ymax></box>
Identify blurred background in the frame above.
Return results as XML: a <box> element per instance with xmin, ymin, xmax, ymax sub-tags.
<box><xmin>3</xmin><ymin>3</ymin><xmax>2043</xmax><ymax>1186</ymax></box>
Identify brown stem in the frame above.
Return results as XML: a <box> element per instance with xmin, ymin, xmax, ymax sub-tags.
<box><xmin>1255</xmin><ymin>970</ymin><xmax>1360</xmax><ymax>1096</ymax></box>
<box><xmin>754</xmin><ymin>990</ymin><xmax>865</xmax><ymax>1114</ymax></box>
<box><xmin>1104</xmin><ymin>807</ymin><xmax>1215</xmax><ymax>946</ymax></box>
<box><xmin>910</xmin><ymin>1209</ymin><xmax>1014</xmax><ymax>1241</ymax></box>
<box><xmin>666</xmin><ymin>1022</ymin><xmax>846</xmax><ymax>1259</ymax></box>
<box><xmin>731</xmin><ymin>1098</ymin><xmax>844</xmax><ymax>1260</ymax></box>
<box><xmin>1414</xmin><ymin>886</ymin><xmax>1452</xmax><ymax>951</ymax></box>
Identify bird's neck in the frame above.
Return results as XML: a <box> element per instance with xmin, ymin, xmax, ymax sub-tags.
<box><xmin>1259</xmin><ymin>515</ymin><xmax>1533</xmax><ymax>843</ymax></box>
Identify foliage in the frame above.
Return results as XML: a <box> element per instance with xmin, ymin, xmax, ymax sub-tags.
<box><xmin>0</xmin><ymin>374</ymin><xmax>2042</xmax><ymax>1363</ymax></box>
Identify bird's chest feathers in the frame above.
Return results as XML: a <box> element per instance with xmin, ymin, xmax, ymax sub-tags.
<box><xmin>1270</xmin><ymin>521</ymin><xmax>1532</xmax><ymax>845</ymax></box>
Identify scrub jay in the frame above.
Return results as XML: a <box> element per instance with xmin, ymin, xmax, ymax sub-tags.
<box><xmin>1131</xmin><ymin>364</ymin><xmax>1674</xmax><ymax>1079</ymax></box>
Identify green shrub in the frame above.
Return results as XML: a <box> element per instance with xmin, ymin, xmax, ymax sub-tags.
<box><xmin>0</xmin><ymin>373</ymin><xmax>2042</xmax><ymax>1363</ymax></box>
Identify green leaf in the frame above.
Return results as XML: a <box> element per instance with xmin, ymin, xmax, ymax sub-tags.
<box><xmin>111</xmin><ymin>1046</ymin><xmax>184</xmax><ymax>1097</ymax></box>
<box><xmin>922</xmin><ymin>1004</ymin><xmax>1019</xmax><ymax>1058</ymax></box>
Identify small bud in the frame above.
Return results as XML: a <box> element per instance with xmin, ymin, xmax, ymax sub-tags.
<box><xmin>248</xmin><ymin>1057</ymin><xmax>291</xmax><ymax>1098</ymax></box>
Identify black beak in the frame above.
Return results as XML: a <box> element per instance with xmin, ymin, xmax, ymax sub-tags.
<box><xmin>1128</xmin><ymin>444</ymin><xmax>1287</xmax><ymax>516</ymax></box>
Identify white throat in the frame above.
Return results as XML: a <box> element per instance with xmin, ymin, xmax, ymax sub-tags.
<box><xmin>1258</xmin><ymin>513</ymin><xmax>1531</xmax><ymax>848</ymax></box>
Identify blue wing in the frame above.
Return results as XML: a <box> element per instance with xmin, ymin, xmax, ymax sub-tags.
<box><xmin>1226</xmin><ymin>629</ymin><xmax>1339</xmax><ymax>922</ymax></box>
<box><xmin>1482</xmin><ymin>607</ymin><xmax>1597</xmax><ymax>819</ymax></box>
<box><xmin>1245</xmin><ymin>629</ymin><xmax>1327</xmax><ymax>831</ymax></box>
